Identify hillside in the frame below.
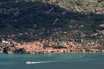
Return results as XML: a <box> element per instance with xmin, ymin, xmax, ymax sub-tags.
<box><xmin>19</xmin><ymin>0</ymin><xmax>104</xmax><ymax>13</ymax></box>
<box><xmin>0</xmin><ymin>0</ymin><xmax>104</xmax><ymax>54</ymax></box>
<box><xmin>0</xmin><ymin>0</ymin><xmax>104</xmax><ymax>41</ymax></box>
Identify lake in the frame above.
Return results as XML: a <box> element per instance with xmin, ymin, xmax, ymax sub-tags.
<box><xmin>0</xmin><ymin>53</ymin><xmax>104</xmax><ymax>69</ymax></box>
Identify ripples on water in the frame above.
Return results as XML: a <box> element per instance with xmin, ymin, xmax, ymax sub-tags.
<box><xmin>0</xmin><ymin>53</ymin><xmax>104</xmax><ymax>69</ymax></box>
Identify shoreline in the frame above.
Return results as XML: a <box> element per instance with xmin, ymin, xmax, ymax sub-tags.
<box><xmin>0</xmin><ymin>52</ymin><xmax>104</xmax><ymax>55</ymax></box>
<box><xmin>1</xmin><ymin>51</ymin><xmax>104</xmax><ymax>55</ymax></box>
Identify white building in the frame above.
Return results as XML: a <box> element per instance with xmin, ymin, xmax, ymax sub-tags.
<box><xmin>2</xmin><ymin>40</ymin><xmax>10</xmax><ymax>44</ymax></box>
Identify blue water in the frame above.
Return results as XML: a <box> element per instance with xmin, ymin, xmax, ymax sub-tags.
<box><xmin>0</xmin><ymin>53</ymin><xmax>104</xmax><ymax>69</ymax></box>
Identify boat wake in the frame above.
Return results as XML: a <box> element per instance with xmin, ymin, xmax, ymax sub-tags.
<box><xmin>26</xmin><ymin>61</ymin><xmax>56</xmax><ymax>64</ymax></box>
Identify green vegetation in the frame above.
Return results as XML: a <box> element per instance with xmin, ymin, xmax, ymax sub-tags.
<box><xmin>25</xmin><ymin>0</ymin><xmax>104</xmax><ymax>12</ymax></box>
<box><xmin>53</xmin><ymin>46</ymin><xmax>66</xmax><ymax>49</ymax></box>
<box><xmin>0</xmin><ymin>0</ymin><xmax>104</xmax><ymax>53</ymax></box>
<box><xmin>0</xmin><ymin>0</ymin><xmax>104</xmax><ymax>43</ymax></box>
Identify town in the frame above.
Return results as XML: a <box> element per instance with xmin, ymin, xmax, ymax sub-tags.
<box><xmin>0</xmin><ymin>23</ymin><xmax>104</xmax><ymax>54</ymax></box>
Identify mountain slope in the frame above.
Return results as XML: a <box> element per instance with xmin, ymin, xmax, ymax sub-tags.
<box><xmin>0</xmin><ymin>0</ymin><xmax>104</xmax><ymax>42</ymax></box>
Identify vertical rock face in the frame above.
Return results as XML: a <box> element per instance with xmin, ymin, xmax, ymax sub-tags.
<box><xmin>81</xmin><ymin>49</ymin><xmax>86</xmax><ymax>53</ymax></box>
<box><xmin>0</xmin><ymin>48</ymin><xmax>3</xmax><ymax>53</ymax></box>
<box><xmin>6</xmin><ymin>47</ymin><xmax>16</xmax><ymax>54</ymax></box>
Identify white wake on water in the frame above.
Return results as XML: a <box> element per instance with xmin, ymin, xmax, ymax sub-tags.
<box><xmin>26</xmin><ymin>61</ymin><xmax>56</xmax><ymax>64</ymax></box>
